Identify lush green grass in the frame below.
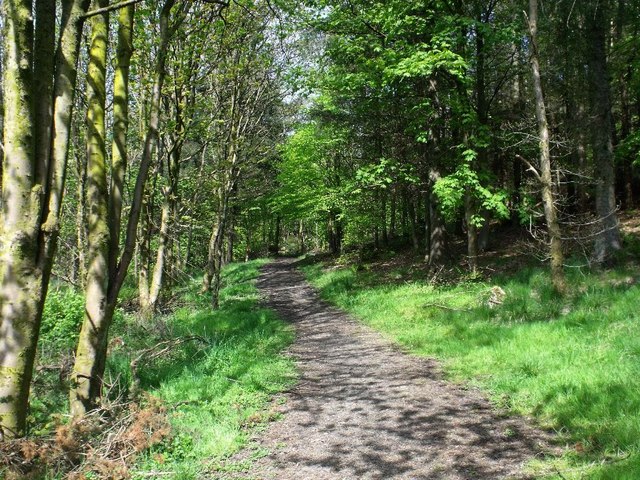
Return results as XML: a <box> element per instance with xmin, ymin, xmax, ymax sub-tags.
<box><xmin>303</xmin><ymin>261</ymin><xmax>640</xmax><ymax>479</ymax></box>
<box><xmin>128</xmin><ymin>260</ymin><xmax>297</xmax><ymax>479</ymax></box>
<box><xmin>26</xmin><ymin>260</ymin><xmax>295</xmax><ymax>479</ymax></box>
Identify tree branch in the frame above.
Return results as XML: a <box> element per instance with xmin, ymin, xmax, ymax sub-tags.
<box><xmin>83</xmin><ymin>0</ymin><xmax>141</xmax><ymax>18</ymax></box>
<box><xmin>516</xmin><ymin>154</ymin><xmax>542</xmax><ymax>182</ymax></box>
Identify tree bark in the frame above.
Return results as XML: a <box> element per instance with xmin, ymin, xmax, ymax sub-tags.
<box><xmin>587</xmin><ymin>0</ymin><xmax>621</xmax><ymax>263</ymax></box>
<box><xmin>464</xmin><ymin>190</ymin><xmax>478</xmax><ymax>274</ymax></box>
<box><xmin>138</xmin><ymin>194</ymin><xmax>152</xmax><ymax>312</ymax></box>
<box><xmin>70</xmin><ymin>0</ymin><xmax>110</xmax><ymax>417</ymax></box>
<box><xmin>69</xmin><ymin>0</ymin><xmax>158</xmax><ymax>418</ymax></box>
<box><xmin>528</xmin><ymin>0</ymin><xmax>565</xmax><ymax>293</ymax></box>
<box><xmin>108</xmin><ymin>1</ymin><xmax>134</xmax><ymax>278</ymax></box>
<box><xmin>427</xmin><ymin>169</ymin><xmax>446</xmax><ymax>265</ymax></box>
<box><xmin>148</xmin><ymin>186</ymin><xmax>171</xmax><ymax>314</ymax></box>
<box><xmin>0</xmin><ymin>0</ymin><xmax>38</xmax><ymax>440</ymax></box>
<box><xmin>34</xmin><ymin>0</ymin><xmax>56</xmax><ymax>189</ymax></box>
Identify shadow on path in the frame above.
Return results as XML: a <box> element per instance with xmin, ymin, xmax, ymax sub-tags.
<box><xmin>224</xmin><ymin>259</ymin><xmax>554</xmax><ymax>479</ymax></box>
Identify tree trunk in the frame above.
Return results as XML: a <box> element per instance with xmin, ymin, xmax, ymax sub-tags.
<box><xmin>407</xmin><ymin>192</ymin><xmax>419</xmax><ymax>251</ymax></box>
<box><xmin>145</xmin><ymin>186</ymin><xmax>171</xmax><ymax>316</ymax></box>
<box><xmin>390</xmin><ymin>187</ymin><xmax>397</xmax><ymax>239</ymax></box>
<box><xmin>138</xmin><ymin>201</ymin><xmax>151</xmax><ymax>313</ymax></box>
<box><xmin>109</xmin><ymin>0</ymin><xmax>176</xmax><ymax>302</ymax></box>
<box><xmin>203</xmin><ymin>193</ymin><xmax>231</xmax><ymax>308</ymax></box>
<box><xmin>75</xmin><ymin>146</ymin><xmax>88</xmax><ymax>286</ymax></box>
<box><xmin>298</xmin><ymin>220</ymin><xmax>305</xmax><ymax>254</ymax></box>
<box><xmin>381</xmin><ymin>191</ymin><xmax>388</xmax><ymax>247</ymax></box>
<box><xmin>0</xmin><ymin>0</ymin><xmax>91</xmax><ymax>438</ymax></box>
<box><xmin>464</xmin><ymin>190</ymin><xmax>478</xmax><ymax>274</ymax></box>
<box><xmin>34</xmin><ymin>0</ymin><xmax>56</xmax><ymax>189</ymax></box>
<box><xmin>274</xmin><ymin>215</ymin><xmax>281</xmax><ymax>254</ymax></box>
<box><xmin>70</xmin><ymin>0</ymin><xmax>110</xmax><ymax>417</ymax></box>
<box><xmin>427</xmin><ymin>169</ymin><xmax>446</xmax><ymax>265</ymax></box>
<box><xmin>587</xmin><ymin>0</ymin><xmax>621</xmax><ymax>263</ymax></box>
<box><xmin>203</xmin><ymin>134</ymin><xmax>238</xmax><ymax>308</ymax></box>
<box><xmin>528</xmin><ymin>0</ymin><xmax>565</xmax><ymax>293</ymax></box>
<box><xmin>108</xmin><ymin>1</ymin><xmax>134</xmax><ymax>278</ymax></box>
<box><xmin>71</xmin><ymin>0</ymin><xmax>175</xmax><ymax>417</ymax></box>
<box><xmin>0</xmin><ymin>0</ymin><xmax>39</xmax><ymax>440</ymax></box>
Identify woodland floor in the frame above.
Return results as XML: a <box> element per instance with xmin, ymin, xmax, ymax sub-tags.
<box><xmin>220</xmin><ymin>258</ymin><xmax>556</xmax><ymax>480</ymax></box>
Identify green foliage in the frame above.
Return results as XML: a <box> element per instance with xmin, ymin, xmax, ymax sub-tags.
<box><xmin>40</xmin><ymin>288</ymin><xmax>86</xmax><ymax>351</ymax></box>
<box><xmin>388</xmin><ymin>40</ymin><xmax>467</xmax><ymax>81</ymax></box>
<box><xmin>433</xmin><ymin>149</ymin><xmax>510</xmax><ymax>225</ymax></box>
<box><xmin>304</xmin><ymin>261</ymin><xmax>640</xmax><ymax>479</ymax></box>
<box><xmin>274</xmin><ymin>121</ymin><xmax>348</xmax><ymax>220</ymax></box>
<box><xmin>354</xmin><ymin>158</ymin><xmax>419</xmax><ymax>190</ymax></box>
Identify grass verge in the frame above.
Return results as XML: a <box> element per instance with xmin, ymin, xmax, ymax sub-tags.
<box><xmin>129</xmin><ymin>260</ymin><xmax>297</xmax><ymax>479</ymax></box>
<box><xmin>13</xmin><ymin>259</ymin><xmax>295</xmax><ymax>480</ymax></box>
<box><xmin>302</xmin><ymin>260</ymin><xmax>640</xmax><ymax>479</ymax></box>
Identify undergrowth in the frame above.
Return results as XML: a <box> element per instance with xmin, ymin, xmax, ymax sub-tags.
<box><xmin>303</xmin><ymin>260</ymin><xmax>640</xmax><ymax>479</ymax></box>
<box><xmin>4</xmin><ymin>260</ymin><xmax>296</xmax><ymax>479</ymax></box>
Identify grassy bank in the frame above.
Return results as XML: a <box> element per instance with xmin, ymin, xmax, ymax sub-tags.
<box><xmin>130</xmin><ymin>260</ymin><xmax>297</xmax><ymax>478</ymax></box>
<box><xmin>15</xmin><ymin>260</ymin><xmax>296</xmax><ymax>480</ymax></box>
<box><xmin>132</xmin><ymin>261</ymin><xmax>295</xmax><ymax>479</ymax></box>
<box><xmin>303</xmin><ymin>260</ymin><xmax>640</xmax><ymax>479</ymax></box>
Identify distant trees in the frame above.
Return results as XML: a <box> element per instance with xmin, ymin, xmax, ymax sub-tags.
<box><xmin>0</xmin><ymin>0</ymin><xmax>286</xmax><ymax>438</ymax></box>
<box><xmin>271</xmin><ymin>0</ymin><xmax>639</xmax><ymax>277</ymax></box>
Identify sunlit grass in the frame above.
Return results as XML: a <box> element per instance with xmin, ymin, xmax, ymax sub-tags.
<box><xmin>117</xmin><ymin>260</ymin><xmax>297</xmax><ymax>479</ymax></box>
<box><xmin>303</xmin><ymin>262</ymin><xmax>640</xmax><ymax>479</ymax></box>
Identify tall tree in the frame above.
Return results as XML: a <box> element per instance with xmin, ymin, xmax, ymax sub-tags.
<box><xmin>0</xmin><ymin>0</ymin><xmax>90</xmax><ymax>439</ymax></box>
<box><xmin>526</xmin><ymin>0</ymin><xmax>565</xmax><ymax>293</ymax></box>
<box><xmin>69</xmin><ymin>0</ymin><xmax>110</xmax><ymax>418</ymax></box>
<box><xmin>587</xmin><ymin>0</ymin><xmax>622</xmax><ymax>263</ymax></box>
<box><xmin>70</xmin><ymin>0</ymin><xmax>181</xmax><ymax>417</ymax></box>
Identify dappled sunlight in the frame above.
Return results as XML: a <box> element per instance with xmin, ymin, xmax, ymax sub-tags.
<box><xmin>305</xmin><ymin>260</ymin><xmax>640</xmax><ymax>479</ymax></box>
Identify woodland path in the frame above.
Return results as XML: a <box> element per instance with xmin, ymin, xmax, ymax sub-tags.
<box><xmin>223</xmin><ymin>258</ymin><xmax>553</xmax><ymax>480</ymax></box>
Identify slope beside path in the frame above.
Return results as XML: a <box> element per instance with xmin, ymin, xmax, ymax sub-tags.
<box><xmin>224</xmin><ymin>258</ymin><xmax>553</xmax><ymax>479</ymax></box>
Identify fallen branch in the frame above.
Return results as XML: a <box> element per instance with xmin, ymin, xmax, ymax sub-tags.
<box><xmin>129</xmin><ymin>335</ymin><xmax>209</xmax><ymax>399</ymax></box>
<box><xmin>422</xmin><ymin>303</ymin><xmax>470</xmax><ymax>312</ymax></box>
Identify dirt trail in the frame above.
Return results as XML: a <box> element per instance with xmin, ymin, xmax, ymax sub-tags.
<box><xmin>225</xmin><ymin>258</ymin><xmax>553</xmax><ymax>479</ymax></box>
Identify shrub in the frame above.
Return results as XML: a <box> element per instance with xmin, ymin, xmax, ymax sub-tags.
<box><xmin>40</xmin><ymin>289</ymin><xmax>85</xmax><ymax>352</ymax></box>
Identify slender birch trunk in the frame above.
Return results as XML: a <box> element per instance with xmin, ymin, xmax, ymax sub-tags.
<box><xmin>528</xmin><ymin>0</ymin><xmax>565</xmax><ymax>293</ymax></box>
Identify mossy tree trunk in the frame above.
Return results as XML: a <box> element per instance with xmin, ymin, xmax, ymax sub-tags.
<box><xmin>70</xmin><ymin>0</ymin><xmax>181</xmax><ymax>418</ymax></box>
<box><xmin>70</xmin><ymin>0</ymin><xmax>110</xmax><ymax>417</ymax></box>
<box><xmin>0</xmin><ymin>0</ymin><xmax>39</xmax><ymax>440</ymax></box>
<box><xmin>0</xmin><ymin>0</ymin><xmax>90</xmax><ymax>438</ymax></box>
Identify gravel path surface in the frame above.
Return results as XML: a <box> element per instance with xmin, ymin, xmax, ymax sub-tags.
<box><xmin>222</xmin><ymin>258</ymin><xmax>553</xmax><ymax>479</ymax></box>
